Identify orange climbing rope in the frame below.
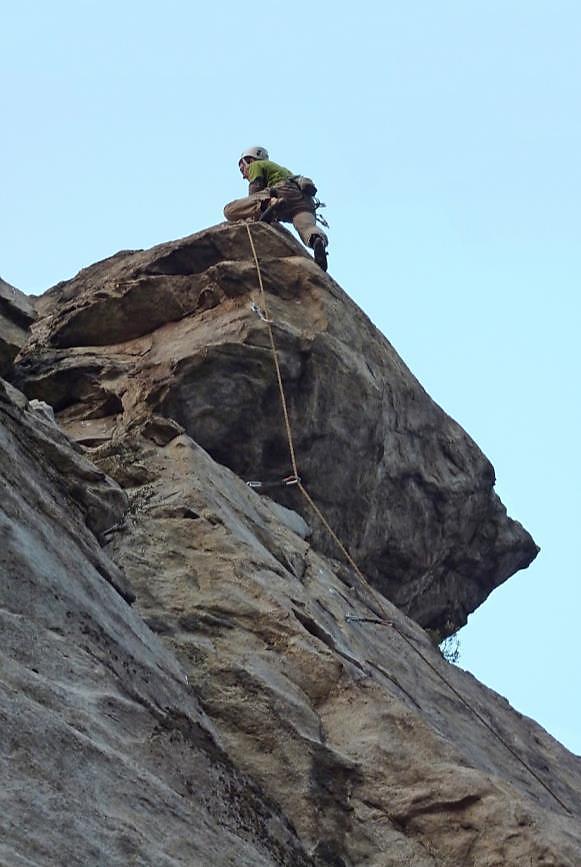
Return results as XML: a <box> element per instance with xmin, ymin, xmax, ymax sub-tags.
<box><xmin>244</xmin><ymin>222</ymin><xmax>572</xmax><ymax>817</ymax></box>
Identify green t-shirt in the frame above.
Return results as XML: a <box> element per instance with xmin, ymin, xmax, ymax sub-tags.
<box><xmin>247</xmin><ymin>159</ymin><xmax>293</xmax><ymax>188</ymax></box>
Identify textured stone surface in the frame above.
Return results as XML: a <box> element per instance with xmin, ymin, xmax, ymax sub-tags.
<box><xmin>0</xmin><ymin>378</ymin><xmax>130</xmax><ymax>574</ymax></box>
<box><xmin>116</xmin><ymin>428</ymin><xmax>581</xmax><ymax>863</ymax></box>
<box><xmin>0</xmin><ymin>276</ymin><xmax>36</xmax><ymax>377</ymax></box>
<box><xmin>24</xmin><ymin>414</ymin><xmax>581</xmax><ymax>865</ymax></box>
<box><xmin>16</xmin><ymin>223</ymin><xmax>537</xmax><ymax>634</ymax></box>
<box><xmin>0</xmin><ymin>380</ymin><xmax>314</xmax><ymax>867</ymax></box>
<box><xmin>3</xmin><ymin>378</ymin><xmax>580</xmax><ymax>864</ymax></box>
<box><xmin>2</xmin><ymin>219</ymin><xmax>580</xmax><ymax>865</ymax></box>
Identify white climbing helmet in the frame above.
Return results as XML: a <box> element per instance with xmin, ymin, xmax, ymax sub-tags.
<box><xmin>239</xmin><ymin>145</ymin><xmax>269</xmax><ymax>163</ymax></box>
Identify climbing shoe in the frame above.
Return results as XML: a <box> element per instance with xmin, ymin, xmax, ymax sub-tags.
<box><xmin>313</xmin><ymin>237</ymin><xmax>328</xmax><ymax>272</ymax></box>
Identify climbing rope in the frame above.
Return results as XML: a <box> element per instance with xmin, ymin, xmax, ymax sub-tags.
<box><xmin>244</xmin><ymin>222</ymin><xmax>572</xmax><ymax>817</ymax></box>
<box><xmin>245</xmin><ymin>223</ymin><xmax>300</xmax><ymax>482</ymax></box>
<box><xmin>345</xmin><ymin>614</ymin><xmax>572</xmax><ymax>815</ymax></box>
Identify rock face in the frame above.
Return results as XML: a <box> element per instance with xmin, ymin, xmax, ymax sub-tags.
<box><xmin>0</xmin><ymin>378</ymin><xmax>314</xmax><ymax>867</ymax></box>
<box><xmin>0</xmin><ymin>276</ymin><xmax>36</xmax><ymax>377</ymax></box>
<box><xmin>2</xmin><ymin>380</ymin><xmax>581</xmax><ymax>865</ymax></box>
<box><xmin>5</xmin><ymin>222</ymin><xmax>579</xmax><ymax>865</ymax></box>
<box><xmin>16</xmin><ymin>223</ymin><xmax>537</xmax><ymax>634</ymax></box>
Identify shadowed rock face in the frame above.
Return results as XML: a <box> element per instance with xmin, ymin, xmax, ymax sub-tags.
<box><xmin>16</xmin><ymin>222</ymin><xmax>537</xmax><ymax>634</ymax></box>
<box><xmin>0</xmin><ymin>276</ymin><xmax>36</xmax><ymax>376</ymax></box>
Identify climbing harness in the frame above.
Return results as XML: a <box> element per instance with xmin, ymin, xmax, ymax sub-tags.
<box><xmin>244</xmin><ymin>221</ymin><xmax>573</xmax><ymax>818</ymax></box>
<box><xmin>290</xmin><ymin>175</ymin><xmax>318</xmax><ymax>196</ymax></box>
<box><xmin>256</xmin><ymin>180</ymin><xmax>330</xmax><ymax>229</ymax></box>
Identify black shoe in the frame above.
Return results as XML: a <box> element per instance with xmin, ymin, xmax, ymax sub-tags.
<box><xmin>313</xmin><ymin>237</ymin><xmax>328</xmax><ymax>272</ymax></box>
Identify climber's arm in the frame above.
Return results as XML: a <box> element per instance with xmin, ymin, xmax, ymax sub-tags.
<box><xmin>247</xmin><ymin>161</ymin><xmax>267</xmax><ymax>194</ymax></box>
<box><xmin>248</xmin><ymin>176</ymin><xmax>267</xmax><ymax>194</ymax></box>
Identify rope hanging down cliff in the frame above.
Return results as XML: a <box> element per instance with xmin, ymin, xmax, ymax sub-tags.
<box><xmin>244</xmin><ymin>222</ymin><xmax>572</xmax><ymax>818</ymax></box>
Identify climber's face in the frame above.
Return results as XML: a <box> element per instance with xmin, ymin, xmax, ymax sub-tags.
<box><xmin>239</xmin><ymin>158</ymin><xmax>254</xmax><ymax>180</ymax></box>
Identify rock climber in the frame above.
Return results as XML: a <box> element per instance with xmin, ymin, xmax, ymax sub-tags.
<box><xmin>223</xmin><ymin>146</ymin><xmax>329</xmax><ymax>272</ymax></box>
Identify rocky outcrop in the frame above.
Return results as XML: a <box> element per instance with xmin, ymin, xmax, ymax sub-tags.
<box><xmin>2</xmin><ymin>374</ymin><xmax>580</xmax><ymax>865</ymax></box>
<box><xmin>96</xmin><ymin>419</ymin><xmax>581</xmax><ymax>866</ymax></box>
<box><xmin>15</xmin><ymin>223</ymin><xmax>538</xmax><ymax>635</ymax></box>
<box><xmin>0</xmin><ymin>378</ymin><xmax>315</xmax><ymax>867</ymax></box>
<box><xmin>0</xmin><ymin>276</ymin><xmax>36</xmax><ymax>377</ymax></box>
<box><xmin>4</xmin><ymin>222</ymin><xmax>578</xmax><ymax>865</ymax></box>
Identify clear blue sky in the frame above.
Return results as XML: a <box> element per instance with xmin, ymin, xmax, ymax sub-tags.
<box><xmin>2</xmin><ymin>1</ymin><xmax>579</xmax><ymax>753</ymax></box>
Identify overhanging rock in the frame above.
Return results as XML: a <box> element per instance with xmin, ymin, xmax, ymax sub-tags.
<box><xmin>15</xmin><ymin>222</ymin><xmax>538</xmax><ymax>633</ymax></box>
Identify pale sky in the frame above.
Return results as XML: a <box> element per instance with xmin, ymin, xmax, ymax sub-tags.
<box><xmin>2</xmin><ymin>1</ymin><xmax>579</xmax><ymax>753</ymax></box>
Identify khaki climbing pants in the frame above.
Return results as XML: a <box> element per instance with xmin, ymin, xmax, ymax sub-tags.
<box><xmin>223</xmin><ymin>181</ymin><xmax>328</xmax><ymax>249</ymax></box>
